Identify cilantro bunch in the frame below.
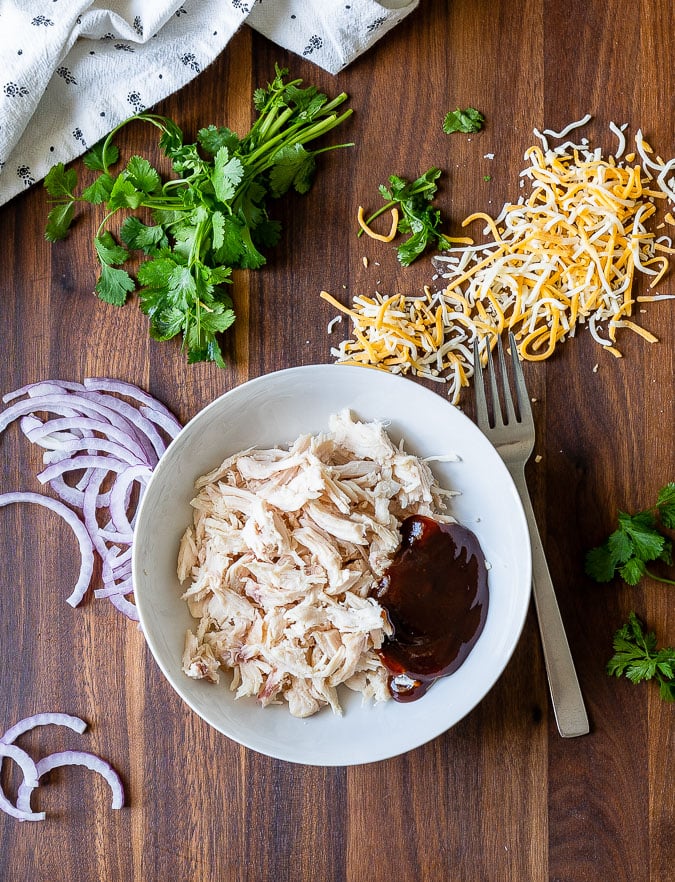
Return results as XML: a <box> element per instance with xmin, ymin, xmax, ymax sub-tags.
<box><xmin>585</xmin><ymin>483</ymin><xmax>675</xmax><ymax>586</ymax></box>
<box><xmin>358</xmin><ymin>168</ymin><xmax>453</xmax><ymax>266</ymax></box>
<box><xmin>607</xmin><ymin>613</ymin><xmax>675</xmax><ymax>701</ymax></box>
<box><xmin>44</xmin><ymin>65</ymin><xmax>353</xmax><ymax>366</ymax></box>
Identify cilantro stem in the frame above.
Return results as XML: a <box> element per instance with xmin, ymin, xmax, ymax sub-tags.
<box><xmin>96</xmin><ymin>210</ymin><xmax>119</xmax><ymax>239</ymax></box>
<box><xmin>258</xmin><ymin>106</ymin><xmax>295</xmax><ymax>142</ymax></box>
<box><xmin>245</xmin><ymin>108</ymin><xmax>353</xmax><ymax>173</ymax></box>
<box><xmin>359</xmin><ymin>200</ymin><xmax>397</xmax><ymax>230</ymax></box>
<box><xmin>644</xmin><ymin>569</ymin><xmax>675</xmax><ymax>586</ymax></box>
<box><xmin>311</xmin><ymin>142</ymin><xmax>356</xmax><ymax>156</ymax></box>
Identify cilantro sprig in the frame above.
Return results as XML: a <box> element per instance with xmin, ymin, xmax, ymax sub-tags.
<box><xmin>607</xmin><ymin>613</ymin><xmax>675</xmax><ymax>701</ymax></box>
<box><xmin>584</xmin><ymin>483</ymin><xmax>675</xmax><ymax>586</ymax></box>
<box><xmin>358</xmin><ymin>168</ymin><xmax>452</xmax><ymax>266</ymax></box>
<box><xmin>442</xmin><ymin>107</ymin><xmax>485</xmax><ymax>134</ymax></box>
<box><xmin>44</xmin><ymin>65</ymin><xmax>353</xmax><ymax>366</ymax></box>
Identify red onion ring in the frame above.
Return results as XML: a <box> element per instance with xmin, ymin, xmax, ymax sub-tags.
<box><xmin>84</xmin><ymin>378</ymin><xmax>182</xmax><ymax>434</ymax></box>
<box><xmin>0</xmin><ymin>712</ymin><xmax>87</xmax><ymax>744</ymax></box>
<box><xmin>16</xmin><ymin>750</ymin><xmax>124</xmax><ymax>818</ymax></box>
<box><xmin>79</xmin><ymin>390</ymin><xmax>169</xmax><ymax>460</ymax></box>
<box><xmin>108</xmin><ymin>592</ymin><xmax>140</xmax><ymax>621</ymax></box>
<box><xmin>41</xmin><ymin>437</ymin><xmax>146</xmax><ymax>467</ymax></box>
<box><xmin>0</xmin><ymin>743</ymin><xmax>44</xmax><ymax>821</ymax></box>
<box><xmin>94</xmin><ymin>577</ymin><xmax>133</xmax><ymax>600</ymax></box>
<box><xmin>2</xmin><ymin>380</ymin><xmax>86</xmax><ymax>403</ymax></box>
<box><xmin>0</xmin><ymin>379</ymin><xmax>182</xmax><ymax>620</ymax></box>
<box><xmin>0</xmin><ymin>714</ymin><xmax>124</xmax><ymax>821</ymax></box>
<box><xmin>23</xmin><ymin>416</ymin><xmax>150</xmax><ymax>464</ymax></box>
<box><xmin>0</xmin><ymin>492</ymin><xmax>95</xmax><ymax>607</ymax></box>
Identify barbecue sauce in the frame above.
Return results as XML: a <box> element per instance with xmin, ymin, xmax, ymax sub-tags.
<box><xmin>370</xmin><ymin>515</ymin><xmax>489</xmax><ymax>702</ymax></box>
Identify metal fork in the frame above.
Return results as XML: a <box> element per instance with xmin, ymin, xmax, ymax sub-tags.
<box><xmin>473</xmin><ymin>332</ymin><xmax>589</xmax><ymax>738</ymax></box>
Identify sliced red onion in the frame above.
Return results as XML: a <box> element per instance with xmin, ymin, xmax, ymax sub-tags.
<box><xmin>37</xmin><ymin>455</ymin><xmax>133</xmax><ymax>485</ymax></box>
<box><xmin>20</xmin><ymin>414</ymin><xmax>85</xmax><ymax>448</ymax></box>
<box><xmin>108</xmin><ymin>592</ymin><xmax>140</xmax><ymax>621</ymax></box>
<box><xmin>0</xmin><ymin>743</ymin><xmax>44</xmax><ymax>821</ymax></box>
<box><xmin>0</xmin><ymin>492</ymin><xmax>95</xmax><ymax>607</ymax></box>
<box><xmin>81</xmin><ymin>472</ymin><xmax>110</xmax><ymax>559</ymax></box>
<box><xmin>47</xmin><ymin>473</ymin><xmax>111</xmax><ymax>511</ymax></box>
<box><xmin>79</xmin><ymin>390</ymin><xmax>168</xmax><ymax>460</ymax></box>
<box><xmin>139</xmin><ymin>405</ymin><xmax>182</xmax><ymax>439</ymax></box>
<box><xmin>0</xmin><ymin>394</ymin><xmax>134</xmax><ymax>436</ymax></box>
<box><xmin>0</xmin><ymin>379</ymin><xmax>181</xmax><ymax>620</ymax></box>
<box><xmin>16</xmin><ymin>750</ymin><xmax>124</xmax><ymax>817</ymax></box>
<box><xmin>84</xmin><ymin>378</ymin><xmax>182</xmax><ymax>432</ymax></box>
<box><xmin>0</xmin><ymin>715</ymin><xmax>124</xmax><ymax>821</ymax></box>
<box><xmin>0</xmin><ymin>713</ymin><xmax>87</xmax><ymax>744</ymax></box>
<box><xmin>94</xmin><ymin>577</ymin><xmax>133</xmax><ymax>600</ymax></box>
<box><xmin>2</xmin><ymin>379</ymin><xmax>85</xmax><ymax>403</ymax></box>
<box><xmin>108</xmin><ymin>464</ymin><xmax>152</xmax><ymax>533</ymax></box>
<box><xmin>98</xmin><ymin>526</ymin><xmax>134</xmax><ymax>544</ymax></box>
<box><xmin>23</xmin><ymin>416</ymin><xmax>149</xmax><ymax>464</ymax></box>
<box><xmin>41</xmin><ymin>437</ymin><xmax>147</xmax><ymax>467</ymax></box>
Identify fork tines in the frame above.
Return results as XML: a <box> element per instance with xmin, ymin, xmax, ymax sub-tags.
<box><xmin>473</xmin><ymin>332</ymin><xmax>532</xmax><ymax>430</ymax></box>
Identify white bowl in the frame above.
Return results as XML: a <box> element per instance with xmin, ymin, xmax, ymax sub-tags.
<box><xmin>133</xmin><ymin>365</ymin><xmax>531</xmax><ymax>766</ymax></box>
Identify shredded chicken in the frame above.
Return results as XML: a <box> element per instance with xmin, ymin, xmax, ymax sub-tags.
<box><xmin>178</xmin><ymin>409</ymin><xmax>454</xmax><ymax>717</ymax></box>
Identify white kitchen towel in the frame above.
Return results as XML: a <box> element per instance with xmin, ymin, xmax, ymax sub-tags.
<box><xmin>0</xmin><ymin>0</ymin><xmax>419</xmax><ymax>207</ymax></box>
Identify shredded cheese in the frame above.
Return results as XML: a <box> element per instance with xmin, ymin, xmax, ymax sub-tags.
<box><xmin>433</xmin><ymin>123</ymin><xmax>674</xmax><ymax>363</ymax></box>
<box><xmin>321</xmin><ymin>287</ymin><xmax>491</xmax><ymax>405</ymax></box>
<box><xmin>357</xmin><ymin>206</ymin><xmax>399</xmax><ymax>242</ymax></box>
<box><xmin>324</xmin><ymin>120</ymin><xmax>673</xmax><ymax>401</ymax></box>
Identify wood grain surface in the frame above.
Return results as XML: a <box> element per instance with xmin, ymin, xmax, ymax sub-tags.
<box><xmin>1</xmin><ymin>1</ymin><xmax>673</xmax><ymax>880</ymax></box>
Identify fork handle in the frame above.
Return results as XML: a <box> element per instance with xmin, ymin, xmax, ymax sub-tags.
<box><xmin>508</xmin><ymin>466</ymin><xmax>590</xmax><ymax>738</ymax></box>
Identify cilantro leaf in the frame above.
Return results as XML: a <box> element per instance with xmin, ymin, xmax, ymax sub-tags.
<box><xmin>106</xmin><ymin>173</ymin><xmax>144</xmax><ymax>211</ymax></box>
<box><xmin>136</xmin><ymin>256</ymin><xmax>179</xmax><ymax>291</ymax></box>
<box><xmin>198</xmin><ymin>125</ymin><xmax>240</xmax><ymax>156</ymax></box>
<box><xmin>585</xmin><ymin>485</ymin><xmax>675</xmax><ymax>587</ymax></box>
<box><xmin>44</xmin><ymin>163</ymin><xmax>77</xmax><ymax>199</ymax></box>
<box><xmin>95</xmin><ymin>262</ymin><xmax>136</xmax><ymax>305</ymax></box>
<box><xmin>618</xmin><ymin>556</ymin><xmax>647</xmax><ymax>586</ymax></box>
<box><xmin>154</xmin><ymin>117</ymin><xmax>185</xmax><ymax>158</ymax></box>
<box><xmin>607</xmin><ymin>528</ymin><xmax>633</xmax><ymax>565</ymax></box>
<box><xmin>268</xmin><ymin>143</ymin><xmax>316</xmax><ymax>197</ymax></box>
<box><xmin>657</xmin><ymin>482</ymin><xmax>675</xmax><ymax>529</ymax></box>
<box><xmin>119</xmin><ymin>216</ymin><xmax>168</xmax><ymax>253</ymax></box>
<box><xmin>212</xmin><ymin>147</ymin><xmax>244</xmax><ymax>202</ymax></box>
<box><xmin>583</xmin><ymin>544</ymin><xmax>617</xmax><ymax>583</ymax></box>
<box><xmin>237</xmin><ymin>225</ymin><xmax>267</xmax><ymax>270</ymax></box>
<box><xmin>126</xmin><ymin>156</ymin><xmax>162</xmax><ymax>195</ymax></box>
<box><xmin>94</xmin><ymin>231</ymin><xmax>128</xmax><ymax>267</ymax></box>
<box><xmin>81</xmin><ymin>173</ymin><xmax>115</xmax><ymax>205</ymax></box>
<box><xmin>251</xmin><ymin>218</ymin><xmax>282</xmax><ymax>250</ymax></box>
<box><xmin>92</xmin><ymin>232</ymin><xmax>135</xmax><ymax>305</ymax></box>
<box><xmin>147</xmin><ymin>305</ymin><xmax>186</xmax><ymax>341</ymax></box>
<box><xmin>45</xmin><ymin>202</ymin><xmax>75</xmax><ymax>242</ymax></box>
<box><xmin>84</xmin><ymin>140</ymin><xmax>119</xmax><ymax>171</ymax></box>
<box><xmin>443</xmin><ymin>107</ymin><xmax>485</xmax><ymax>134</ymax></box>
<box><xmin>212</xmin><ymin>214</ymin><xmax>246</xmax><ymax>265</ymax></box>
<box><xmin>607</xmin><ymin>613</ymin><xmax>675</xmax><ymax>701</ymax></box>
<box><xmin>618</xmin><ymin>510</ymin><xmax>665</xmax><ymax>561</ymax></box>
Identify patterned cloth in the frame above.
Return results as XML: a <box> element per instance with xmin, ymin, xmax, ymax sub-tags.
<box><xmin>0</xmin><ymin>0</ymin><xmax>418</xmax><ymax>206</ymax></box>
